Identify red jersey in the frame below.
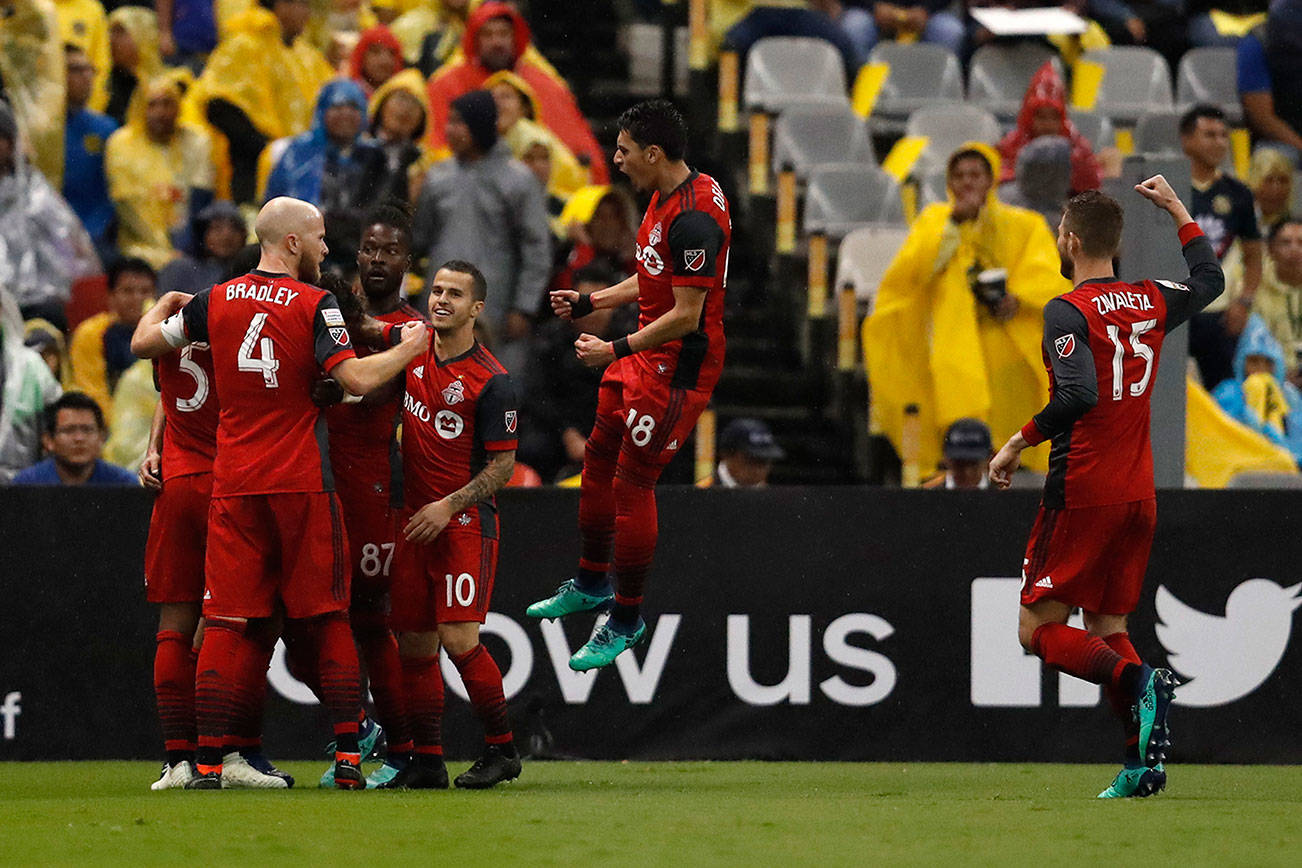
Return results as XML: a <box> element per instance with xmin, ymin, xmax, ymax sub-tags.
<box><xmin>633</xmin><ymin>170</ymin><xmax>731</xmax><ymax>392</ymax></box>
<box><xmin>399</xmin><ymin>339</ymin><xmax>518</xmax><ymax>530</ymax></box>
<box><xmin>325</xmin><ymin>302</ymin><xmax>423</xmax><ymax>494</ymax></box>
<box><xmin>154</xmin><ymin>342</ymin><xmax>218</xmax><ymax>481</ymax></box>
<box><xmin>167</xmin><ymin>270</ymin><xmax>356</xmax><ymax>497</ymax></box>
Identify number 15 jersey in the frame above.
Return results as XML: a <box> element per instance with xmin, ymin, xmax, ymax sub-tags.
<box><xmin>163</xmin><ymin>269</ymin><xmax>356</xmax><ymax>497</ymax></box>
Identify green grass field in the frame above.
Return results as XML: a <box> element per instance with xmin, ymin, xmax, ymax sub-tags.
<box><xmin>1</xmin><ymin>762</ymin><xmax>1299</xmax><ymax>866</ymax></box>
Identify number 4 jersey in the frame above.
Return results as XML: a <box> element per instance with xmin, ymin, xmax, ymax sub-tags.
<box><xmin>161</xmin><ymin>270</ymin><xmax>356</xmax><ymax>497</ymax></box>
<box><xmin>1021</xmin><ymin>225</ymin><xmax>1224</xmax><ymax>509</ymax></box>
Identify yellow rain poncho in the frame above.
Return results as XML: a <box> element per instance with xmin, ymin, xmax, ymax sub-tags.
<box><xmin>1186</xmin><ymin>377</ymin><xmax>1297</xmax><ymax>486</ymax></box>
<box><xmin>485</xmin><ymin>70</ymin><xmax>589</xmax><ymax>201</ymax></box>
<box><xmin>863</xmin><ymin>142</ymin><xmax>1069</xmax><ymax>475</ymax></box>
<box><xmin>105</xmin><ymin>73</ymin><xmax>215</xmax><ymax>269</ymax></box>
<box><xmin>53</xmin><ymin>0</ymin><xmax>110</xmax><ymax>113</ymax></box>
<box><xmin>195</xmin><ymin>6</ymin><xmax>334</xmax><ymax>143</ymax></box>
<box><xmin>0</xmin><ymin>0</ymin><xmax>66</xmax><ymax>187</ymax></box>
<box><xmin>106</xmin><ymin>6</ymin><xmax>166</xmax><ymax>99</ymax></box>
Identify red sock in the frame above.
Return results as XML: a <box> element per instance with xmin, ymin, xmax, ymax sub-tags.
<box><xmin>1031</xmin><ymin>623</ymin><xmax>1130</xmax><ymax>688</ymax></box>
<box><xmin>578</xmin><ymin>416</ymin><xmax>622</xmax><ymax>578</ymax></box>
<box><xmin>450</xmin><ymin>644</ymin><xmax>512</xmax><ymax>744</ymax></box>
<box><xmin>1101</xmin><ymin>632</ymin><xmax>1144</xmax><ymax>761</ymax></box>
<box><xmin>281</xmin><ymin>619</ymin><xmax>321</xmax><ymax>698</ymax></box>
<box><xmin>611</xmin><ymin>455</ymin><xmax>662</xmax><ymax>624</ymax></box>
<box><xmin>353</xmin><ymin>613</ymin><xmax>413</xmax><ymax>755</ymax></box>
<box><xmin>401</xmin><ymin>655</ymin><xmax>444</xmax><ymax>757</ymax></box>
<box><xmin>154</xmin><ymin>631</ymin><xmax>196</xmax><ymax>761</ymax></box>
<box><xmin>308</xmin><ymin>613</ymin><xmax>362</xmax><ymax>751</ymax></box>
<box><xmin>194</xmin><ymin>620</ymin><xmax>257</xmax><ymax>773</ymax></box>
<box><xmin>228</xmin><ymin>621</ymin><xmax>277</xmax><ymax>752</ymax></box>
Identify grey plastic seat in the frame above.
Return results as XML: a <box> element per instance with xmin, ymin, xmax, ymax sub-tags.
<box><xmin>803</xmin><ymin>164</ymin><xmax>904</xmax><ymax>240</ymax></box>
<box><xmin>1081</xmin><ymin>47</ymin><xmax>1173</xmax><ymax>126</ymax></box>
<box><xmin>1134</xmin><ymin>110</ymin><xmax>1183</xmax><ymax>154</ymax></box>
<box><xmin>999</xmin><ymin>136</ymin><xmax>1071</xmax><ymax>229</ymax></box>
<box><xmin>1227</xmin><ymin>471</ymin><xmax>1302</xmax><ymax>489</ymax></box>
<box><xmin>968</xmin><ymin>42</ymin><xmax>1063</xmax><ymax>124</ymax></box>
<box><xmin>867</xmin><ymin>42</ymin><xmax>964</xmax><ymax>135</ymax></box>
<box><xmin>906</xmin><ymin>103</ymin><xmax>1002</xmax><ymax>173</ymax></box>
<box><xmin>835</xmin><ymin>224</ymin><xmax>912</xmax><ymax>310</ymax></box>
<box><xmin>917</xmin><ymin>167</ymin><xmax>949</xmax><ymax>207</ymax></box>
<box><xmin>1177</xmin><ymin>47</ymin><xmax>1242</xmax><ymax>125</ymax></box>
<box><xmin>1068</xmin><ymin>109</ymin><xmax>1115</xmax><ymax>150</ymax></box>
<box><xmin>772</xmin><ymin>105</ymin><xmax>875</xmax><ymax>179</ymax></box>
<box><xmin>743</xmin><ymin>37</ymin><xmax>849</xmax><ymax>113</ymax></box>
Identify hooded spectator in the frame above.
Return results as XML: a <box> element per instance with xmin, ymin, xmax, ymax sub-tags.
<box><xmin>997</xmin><ymin>61</ymin><xmax>1103</xmax><ymax>196</ymax></box>
<box><xmin>0</xmin><ymin>0</ymin><xmax>68</xmax><ymax>187</ymax></box>
<box><xmin>23</xmin><ymin>318</ymin><xmax>70</xmax><ymax>384</ymax></box>
<box><xmin>394</xmin><ymin>0</ymin><xmax>478</xmax><ymax>75</ymax></box>
<box><xmin>1</xmin><ymin>287</ymin><xmax>63</xmax><ymax>483</ymax></box>
<box><xmin>1248</xmin><ymin>146</ymin><xmax>1295</xmax><ymax>235</ymax></box>
<box><xmin>349</xmin><ymin>24</ymin><xmax>405</xmax><ymax>96</ymax></box>
<box><xmin>487</xmin><ymin>70</ymin><xmax>590</xmax><ymax>201</ymax></box>
<box><xmin>425</xmin><ymin>1</ymin><xmax>607</xmax><ymax>181</ymax></box>
<box><xmin>369</xmin><ymin>67</ymin><xmax>433</xmax><ymax>203</ymax></box>
<box><xmin>103</xmin><ymin>5</ymin><xmax>165</xmax><ymax>125</ymax></box>
<box><xmin>157</xmin><ymin>200</ymin><xmax>249</xmax><ymax>295</ymax></box>
<box><xmin>52</xmin><ymin>0</ymin><xmax>110</xmax><ymax>115</ymax></box>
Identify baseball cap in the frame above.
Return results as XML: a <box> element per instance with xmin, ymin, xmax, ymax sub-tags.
<box><xmin>719</xmin><ymin>418</ymin><xmax>785</xmax><ymax>461</ymax></box>
<box><xmin>943</xmin><ymin>418</ymin><xmax>992</xmax><ymax>462</ymax></box>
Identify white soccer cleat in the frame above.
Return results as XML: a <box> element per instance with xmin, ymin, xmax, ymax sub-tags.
<box><xmin>150</xmin><ymin>761</ymin><xmax>196</xmax><ymax>790</ymax></box>
<box><xmin>221</xmin><ymin>752</ymin><xmax>290</xmax><ymax>789</ymax></box>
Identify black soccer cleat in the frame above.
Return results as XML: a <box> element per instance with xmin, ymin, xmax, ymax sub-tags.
<box><xmin>184</xmin><ymin>771</ymin><xmax>222</xmax><ymax>790</ymax></box>
<box><xmin>334</xmin><ymin>758</ymin><xmax>365</xmax><ymax>791</ymax></box>
<box><xmin>377</xmin><ymin>757</ymin><xmax>450</xmax><ymax>790</ymax></box>
<box><xmin>454</xmin><ymin>745</ymin><xmax>522</xmax><ymax>789</ymax></box>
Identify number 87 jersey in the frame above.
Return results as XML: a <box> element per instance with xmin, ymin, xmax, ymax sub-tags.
<box><xmin>161</xmin><ymin>272</ymin><xmax>357</xmax><ymax>497</ymax></box>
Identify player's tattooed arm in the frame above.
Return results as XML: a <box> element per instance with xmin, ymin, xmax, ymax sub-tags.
<box><xmin>403</xmin><ymin>451</ymin><xmax>515</xmax><ymax>543</ymax></box>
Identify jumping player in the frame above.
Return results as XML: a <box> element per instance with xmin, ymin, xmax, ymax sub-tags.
<box><xmin>988</xmin><ymin>177</ymin><xmax>1224</xmax><ymax>798</ymax></box>
<box><xmin>526</xmin><ymin>99</ymin><xmax>731</xmax><ymax>670</ymax></box>
<box><xmin>132</xmin><ymin>197</ymin><xmax>430</xmax><ymax>789</ymax></box>
<box><xmin>378</xmin><ymin>261</ymin><xmax>521</xmax><ymax>789</ymax></box>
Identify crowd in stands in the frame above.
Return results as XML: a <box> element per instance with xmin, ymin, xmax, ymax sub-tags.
<box><xmin>3</xmin><ymin>0</ymin><xmax>1302</xmax><ymax>488</ymax></box>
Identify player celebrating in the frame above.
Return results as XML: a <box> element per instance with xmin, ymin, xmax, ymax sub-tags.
<box><xmin>132</xmin><ymin>197</ymin><xmax>430</xmax><ymax>790</ymax></box>
<box><xmin>526</xmin><ymin>99</ymin><xmax>731</xmax><ymax>670</ymax></box>
<box><xmin>376</xmin><ymin>261</ymin><xmax>521</xmax><ymax>790</ymax></box>
<box><xmin>989</xmin><ymin>178</ymin><xmax>1224</xmax><ymax>798</ymax></box>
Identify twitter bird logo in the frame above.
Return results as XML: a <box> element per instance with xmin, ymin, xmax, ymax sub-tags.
<box><xmin>1156</xmin><ymin>580</ymin><xmax>1302</xmax><ymax>707</ymax></box>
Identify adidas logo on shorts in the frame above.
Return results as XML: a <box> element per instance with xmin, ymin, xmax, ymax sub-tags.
<box><xmin>1035</xmin><ymin>576</ymin><xmax>1054</xmax><ymax>589</ymax></box>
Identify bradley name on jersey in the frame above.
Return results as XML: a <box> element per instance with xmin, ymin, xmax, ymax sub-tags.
<box><xmin>223</xmin><ymin>281</ymin><xmax>302</xmax><ymax>307</ymax></box>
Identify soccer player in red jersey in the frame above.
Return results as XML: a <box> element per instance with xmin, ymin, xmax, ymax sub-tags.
<box><xmin>132</xmin><ymin>197</ymin><xmax>430</xmax><ymax>789</ymax></box>
<box><xmin>989</xmin><ymin>177</ymin><xmax>1225</xmax><ymax>798</ymax></box>
<box><xmin>526</xmin><ymin>99</ymin><xmax>732</xmax><ymax>670</ymax></box>
<box><xmin>375</xmin><ymin>261</ymin><xmax>521</xmax><ymax>789</ymax></box>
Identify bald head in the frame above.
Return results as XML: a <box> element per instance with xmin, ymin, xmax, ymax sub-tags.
<box><xmin>254</xmin><ymin>197</ymin><xmax>328</xmax><ymax>282</ymax></box>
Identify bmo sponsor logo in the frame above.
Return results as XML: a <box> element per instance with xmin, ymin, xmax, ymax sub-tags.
<box><xmin>404</xmin><ymin>392</ymin><xmax>431</xmax><ymax>423</ymax></box>
<box><xmin>268</xmin><ymin>613</ymin><xmax>898</xmax><ymax>707</ymax></box>
<box><xmin>635</xmin><ymin>243</ymin><xmax>664</xmax><ymax>276</ymax></box>
<box><xmin>435</xmin><ymin>410</ymin><xmax>464</xmax><ymax>440</ymax></box>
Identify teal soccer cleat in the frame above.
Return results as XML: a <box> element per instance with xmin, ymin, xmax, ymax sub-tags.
<box><xmin>568</xmin><ymin>618</ymin><xmax>646</xmax><ymax>671</ymax></box>
<box><xmin>365</xmin><ymin>759</ymin><xmax>407</xmax><ymax>789</ymax></box>
<box><xmin>1097</xmin><ymin>764</ymin><xmax>1166</xmax><ymax>799</ymax></box>
<box><xmin>1133</xmin><ymin>667</ymin><xmax>1178</xmax><ymax>768</ymax></box>
<box><xmin>320</xmin><ymin>716</ymin><xmax>385</xmax><ymax>787</ymax></box>
<box><xmin>526</xmin><ymin>579</ymin><xmax>615</xmax><ymax>619</ymax></box>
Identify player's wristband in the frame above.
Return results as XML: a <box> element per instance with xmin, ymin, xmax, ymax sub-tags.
<box><xmin>570</xmin><ymin>294</ymin><xmax>595</xmax><ymax>318</ymax></box>
<box><xmin>1177</xmin><ymin>222</ymin><xmax>1204</xmax><ymax>246</ymax></box>
<box><xmin>611</xmin><ymin>336</ymin><xmax>634</xmax><ymax>359</ymax></box>
<box><xmin>1020</xmin><ymin>419</ymin><xmax>1046</xmax><ymax>447</ymax></box>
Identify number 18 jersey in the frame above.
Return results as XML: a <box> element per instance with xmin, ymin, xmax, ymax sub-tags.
<box><xmin>169</xmin><ymin>270</ymin><xmax>356</xmax><ymax>497</ymax></box>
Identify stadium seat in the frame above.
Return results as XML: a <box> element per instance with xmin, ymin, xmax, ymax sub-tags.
<box><xmin>804</xmin><ymin>164</ymin><xmax>904</xmax><ymax>240</ymax></box>
<box><xmin>834</xmin><ymin>223</ymin><xmax>911</xmax><ymax>310</ymax></box>
<box><xmin>866</xmin><ymin>42</ymin><xmax>964</xmax><ymax>135</ymax></box>
<box><xmin>1068</xmin><ymin>109</ymin><xmax>1115</xmax><ymax>150</ymax></box>
<box><xmin>1176</xmin><ymin>47</ymin><xmax>1243</xmax><ymax>125</ymax></box>
<box><xmin>968</xmin><ymin>42</ymin><xmax>1063</xmax><ymax>124</ymax></box>
<box><xmin>916</xmin><ymin>166</ymin><xmax>949</xmax><ymax>208</ymax></box>
<box><xmin>772</xmin><ymin>105</ymin><xmax>875</xmax><ymax>179</ymax></box>
<box><xmin>906</xmin><ymin>104</ymin><xmax>1002</xmax><ymax>174</ymax></box>
<box><xmin>1227</xmin><ymin>471</ymin><xmax>1302</xmax><ymax>488</ymax></box>
<box><xmin>743</xmin><ymin>37</ymin><xmax>849</xmax><ymax>114</ymax></box>
<box><xmin>1134</xmin><ymin>110</ymin><xmax>1183</xmax><ymax>155</ymax></box>
<box><xmin>1080</xmin><ymin>47</ymin><xmax>1173</xmax><ymax>126</ymax></box>
<box><xmin>999</xmin><ymin>136</ymin><xmax>1071</xmax><ymax>228</ymax></box>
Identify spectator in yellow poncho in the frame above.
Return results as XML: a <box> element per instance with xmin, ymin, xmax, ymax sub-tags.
<box><xmin>105</xmin><ymin>72</ymin><xmax>216</xmax><ymax>269</ymax></box>
<box><xmin>103</xmin><ymin>6</ymin><xmax>167</xmax><ymax>126</ymax></box>
<box><xmin>194</xmin><ymin>0</ymin><xmax>333</xmax><ymax>203</ymax></box>
<box><xmin>0</xmin><ymin>0</ymin><xmax>67</xmax><ymax>187</ymax></box>
<box><xmin>863</xmin><ymin>142</ymin><xmax>1068</xmax><ymax>476</ymax></box>
<box><xmin>391</xmin><ymin>0</ymin><xmax>479</xmax><ymax>75</ymax></box>
<box><xmin>485</xmin><ymin>70</ymin><xmax>589</xmax><ymax>202</ymax></box>
<box><xmin>52</xmin><ymin>0</ymin><xmax>110</xmax><ymax>114</ymax></box>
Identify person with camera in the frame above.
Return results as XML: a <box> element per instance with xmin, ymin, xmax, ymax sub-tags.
<box><xmin>863</xmin><ymin>142</ymin><xmax>1069</xmax><ymax>478</ymax></box>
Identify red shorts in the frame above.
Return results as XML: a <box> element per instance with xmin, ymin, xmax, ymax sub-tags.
<box><xmin>335</xmin><ymin>475</ymin><xmax>399</xmax><ymax>610</ymax></box>
<box><xmin>390</xmin><ymin>525</ymin><xmax>497</xmax><ymax>632</ymax></box>
<box><xmin>204</xmin><ymin>492</ymin><xmax>350</xmax><ymax>620</ymax></box>
<box><xmin>144</xmin><ymin>472</ymin><xmax>212</xmax><ymax>604</ymax></box>
<box><xmin>597</xmin><ymin>357</ymin><xmax>712</xmax><ymax>468</ymax></box>
<box><xmin>1020</xmin><ymin>498</ymin><xmax>1157</xmax><ymax>615</ymax></box>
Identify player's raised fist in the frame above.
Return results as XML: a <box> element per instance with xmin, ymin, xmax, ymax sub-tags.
<box><xmin>1135</xmin><ymin>175</ymin><xmax>1180</xmax><ymax>211</ymax></box>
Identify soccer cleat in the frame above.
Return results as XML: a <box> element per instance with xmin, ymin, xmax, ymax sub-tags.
<box><xmin>376</xmin><ymin>757</ymin><xmax>449</xmax><ymax>790</ymax></box>
<box><xmin>1097</xmin><ymin>764</ymin><xmax>1167</xmax><ymax>799</ymax></box>
<box><xmin>526</xmin><ymin>579</ymin><xmax>615</xmax><ymax>619</ymax></box>
<box><xmin>240</xmin><ymin>751</ymin><xmax>295</xmax><ymax>788</ymax></box>
<box><xmin>453</xmin><ymin>745</ymin><xmax>521</xmax><ymax>789</ymax></box>
<box><xmin>1133</xmin><ymin>667</ymin><xmax>1178</xmax><ymax>767</ymax></box>
<box><xmin>568</xmin><ymin>618</ymin><xmax>646</xmax><ymax>671</ymax></box>
<box><xmin>150</xmin><ymin>761</ymin><xmax>195</xmax><ymax>790</ymax></box>
<box><xmin>184</xmin><ymin>771</ymin><xmax>223</xmax><ymax>790</ymax></box>
<box><xmin>364</xmin><ymin>758</ymin><xmax>408</xmax><ymax>789</ymax></box>
<box><xmin>324</xmin><ymin>715</ymin><xmax>385</xmax><ymax>760</ymax></box>
<box><xmin>333</xmin><ymin>757</ymin><xmax>365</xmax><ymax>790</ymax></box>
<box><xmin>221</xmin><ymin>752</ymin><xmax>290</xmax><ymax>789</ymax></box>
